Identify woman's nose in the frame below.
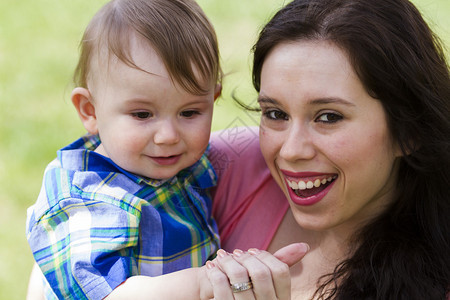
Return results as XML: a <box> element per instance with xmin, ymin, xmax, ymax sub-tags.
<box><xmin>279</xmin><ymin>123</ymin><xmax>316</xmax><ymax>162</ymax></box>
<box><xmin>153</xmin><ymin>119</ymin><xmax>180</xmax><ymax>145</ymax></box>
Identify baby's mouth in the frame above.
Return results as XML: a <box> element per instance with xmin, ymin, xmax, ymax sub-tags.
<box><xmin>287</xmin><ymin>175</ymin><xmax>337</xmax><ymax>198</ymax></box>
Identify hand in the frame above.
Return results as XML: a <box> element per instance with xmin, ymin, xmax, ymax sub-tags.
<box><xmin>205</xmin><ymin>243</ymin><xmax>309</xmax><ymax>300</ymax></box>
<box><xmin>26</xmin><ymin>263</ymin><xmax>45</xmax><ymax>300</ymax></box>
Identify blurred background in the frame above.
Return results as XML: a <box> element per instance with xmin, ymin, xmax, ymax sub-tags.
<box><xmin>0</xmin><ymin>0</ymin><xmax>448</xmax><ymax>298</ymax></box>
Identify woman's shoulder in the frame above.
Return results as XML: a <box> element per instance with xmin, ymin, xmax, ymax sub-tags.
<box><xmin>209</xmin><ymin>126</ymin><xmax>263</xmax><ymax>178</ymax></box>
<box><xmin>209</xmin><ymin>127</ymin><xmax>288</xmax><ymax>251</ymax></box>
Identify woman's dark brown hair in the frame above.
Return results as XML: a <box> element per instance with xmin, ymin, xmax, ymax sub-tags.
<box><xmin>253</xmin><ymin>0</ymin><xmax>450</xmax><ymax>298</ymax></box>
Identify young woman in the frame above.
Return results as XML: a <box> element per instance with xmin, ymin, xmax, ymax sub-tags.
<box><xmin>207</xmin><ymin>0</ymin><xmax>450</xmax><ymax>298</ymax></box>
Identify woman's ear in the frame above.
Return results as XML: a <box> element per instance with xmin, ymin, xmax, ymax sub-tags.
<box><xmin>71</xmin><ymin>87</ymin><xmax>98</xmax><ymax>135</ymax></box>
<box><xmin>399</xmin><ymin>140</ymin><xmax>420</xmax><ymax>157</ymax></box>
<box><xmin>214</xmin><ymin>84</ymin><xmax>222</xmax><ymax>101</ymax></box>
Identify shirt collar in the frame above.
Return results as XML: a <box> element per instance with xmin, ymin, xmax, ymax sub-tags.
<box><xmin>58</xmin><ymin>134</ymin><xmax>217</xmax><ymax>189</ymax></box>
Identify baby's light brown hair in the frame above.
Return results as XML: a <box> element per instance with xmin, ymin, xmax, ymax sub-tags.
<box><xmin>73</xmin><ymin>0</ymin><xmax>221</xmax><ymax>95</ymax></box>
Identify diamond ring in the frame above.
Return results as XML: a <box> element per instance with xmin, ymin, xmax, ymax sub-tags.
<box><xmin>230</xmin><ymin>281</ymin><xmax>253</xmax><ymax>293</ymax></box>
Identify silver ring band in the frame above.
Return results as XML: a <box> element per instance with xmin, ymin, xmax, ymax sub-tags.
<box><xmin>230</xmin><ymin>281</ymin><xmax>253</xmax><ymax>293</ymax></box>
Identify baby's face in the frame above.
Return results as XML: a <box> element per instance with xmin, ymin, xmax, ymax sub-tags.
<box><xmin>88</xmin><ymin>34</ymin><xmax>217</xmax><ymax>180</ymax></box>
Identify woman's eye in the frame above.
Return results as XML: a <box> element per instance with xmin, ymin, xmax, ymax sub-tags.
<box><xmin>263</xmin><ymin>110</ymin><xmax>288</xmax><ymax>121</ymax></box>
<box><xmin>181</xmin><ymin>110</ymin><xmax>200</xmax><ymax>118</ymax></box>
<box><xmin>315</xmin><ymin>112</ymin><xmax>343</xmax><ymax>123</ymax></box>
<box><xmin>131</xmin><ymin>112</ymin><xmax>152</xmax><ymax>119</ymax></box>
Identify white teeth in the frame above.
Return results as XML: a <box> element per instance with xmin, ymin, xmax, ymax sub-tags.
<box><xmin>298</xmin><ymin>181</ymin><xmax>306</xmax><ymax>190</ymax></box>
<box><xmin>287</xmin><ymin>176</ymin><xmax>336</xmax><ymax>190</ymax></box>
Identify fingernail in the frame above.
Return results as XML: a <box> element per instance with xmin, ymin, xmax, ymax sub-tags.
<box><xmin>248</xmin><ymin>248</ymin><xmax>261</xmax><ymax>255</ymax></box>
<box><xmin>217</xmin><ymin>249</ymin><xmax>228</xmax><ymax>258</ymax></box>
<box><xmin>206</xmin><ymin>261</ymin><xmax>215</xmax><ymax>269</ymax></box>
<box><xmin>233</xmin><ymin>249</ymin><xmax>244</xmax><ymax>257</ymax></box>
<box><xmin>299</xmin><ymin>243</ymin><xmax>310</xmax><ymax>252</ymax></box>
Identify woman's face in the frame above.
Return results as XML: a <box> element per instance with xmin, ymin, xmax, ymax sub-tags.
<box><xmin>258</xmin><ymin>40</ymin><xmax>402</xmax><ymax>232</ymax></box>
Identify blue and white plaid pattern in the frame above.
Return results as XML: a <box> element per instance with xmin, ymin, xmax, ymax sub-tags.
<box><xmin>26</xmin><ymin>134</ymin><xmax>219</xmax><ymax>300</ymax></box>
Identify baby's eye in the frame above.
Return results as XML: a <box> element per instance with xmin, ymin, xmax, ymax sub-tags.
<box><xmin>263</xmin><ymin>109</ymin><xmax>288</xmax><ymax>121</ymax></box>
<box><xmin>131</xmin><ymin>112</ymin><xmax>152</xmax><ymax>119</ymax></box>
<box><xmin>180</xmin><ymin>110</ymin><xmax>200</xmax><ymax>118</ymax></box>
<box><xmin>315</xmin><ymin>112</ymin><xmax>343</xmax><ymax>123</ymax></box>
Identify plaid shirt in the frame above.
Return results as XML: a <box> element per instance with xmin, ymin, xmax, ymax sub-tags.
<box><xmin>26</xmin><ymin>134</ymin><xmax>219</xmax><ymax>300</ymax></box>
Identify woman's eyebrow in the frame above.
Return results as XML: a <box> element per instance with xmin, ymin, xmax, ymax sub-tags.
<box><xmin>258</xmin><ymin>95</ymin><xmax>355</xmax><ymax>107</ymax></box>
<box><xmin>257</xmin><ymin>96</ymin><xmax>279</xmax><ymax>105</ymax></box>
<box><xmin>308</xmin><ymin>97</ymin><xmax>356</xmax><ymax>106</ymax></box>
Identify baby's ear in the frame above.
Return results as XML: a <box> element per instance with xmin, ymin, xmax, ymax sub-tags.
<box><xmin>214</xmin><ymin>84</ymin><xmax>222</xmax><ymax>101</ymax></box>
<box><xmin>71</xmin><ymin>87</ymin><xmax>98</xmax><ymax>134</ymax></box>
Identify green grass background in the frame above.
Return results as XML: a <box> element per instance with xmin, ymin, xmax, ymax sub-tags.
<box><xmin>0</xmin><ymin>0</ymin><xmax>448</xmax><ymax>299</ymax></box>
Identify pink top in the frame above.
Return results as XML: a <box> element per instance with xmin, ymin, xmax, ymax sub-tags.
<box><xmin>209</xmin><ymin>126</ymin><xmax>289</xmax><ymax>252</ymax></box>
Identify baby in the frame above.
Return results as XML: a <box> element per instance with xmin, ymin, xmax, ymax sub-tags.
<box><xmin>26</xmin><ymin>0</ymin><xmax>222</xmax><ymax>298</ymax></box>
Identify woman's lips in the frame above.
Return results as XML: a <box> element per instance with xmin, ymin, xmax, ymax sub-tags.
<box><xmin>280</xmin><ymin>170</ymin><xmax>337</xmax><ymax>206</ymax></box>
<box><xmin>150</xmin><ymin>154</ymin><xmax>181</xmax><ymax>165</ymax></box>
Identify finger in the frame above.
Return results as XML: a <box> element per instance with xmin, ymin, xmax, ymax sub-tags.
<box><xmin>272</xmin><ymin>243</ymin><xmax>310</xmax><ymax>267</ymax></box>
<box><xmin>247</xmin><ymin>244</ymin><xmax>309</xmax><ymax>300</ymax></box>
<box><xmin>215</xmin><ymin>249</ymin><xmax>255</xmax><ymax>300</ymax></box>
<box><xmin>206</xmin><ymin>261</ymin><xmax>235</xmax><ymax>300</ymax></box>
<box><xmin>231</xmin><ymin>249</ymin><xmax>278</xmax><ymax>300</ymax></box>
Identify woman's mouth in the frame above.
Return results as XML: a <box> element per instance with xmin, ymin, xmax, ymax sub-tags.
<box><xmin>282</xmin><ymin>172</ymin><xmax>337</xmax><ymax>206</ymax></box>
<box><xmin>287</xmin><ymin>175</ymin><xmax>336</xmax><ymax>198</ymax></box>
